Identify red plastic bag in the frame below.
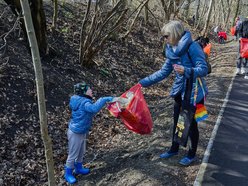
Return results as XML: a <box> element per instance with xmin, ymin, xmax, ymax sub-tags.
<box><xmin>218</xmin><ymin>31</ymin><xmax>227</xmax><ymax>40</ymax></box>
<box><xmin>240</xmin><ymin>38</ymin><xmax>248</xmax><ymax>58</ymax></box>
<box><xmin>108</xmin><ymin>83</ymin><xmax>153</xmax><ymax>135</ymax></box>
<box><xmin>230</xmin><ymin>26</ymin><xmax>236</xmax><ymax>36</ymax></box>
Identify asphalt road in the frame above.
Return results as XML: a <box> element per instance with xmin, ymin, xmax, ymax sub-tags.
<box><xmin>201</xmin><ymin>75</ymin><xmax>248</xmax><ymax>186</ymax></box>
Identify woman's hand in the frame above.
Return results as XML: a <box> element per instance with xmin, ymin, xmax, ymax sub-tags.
<box><xmin>173</xmin><ymin>64</ymin><xmax>185</xmax><ymax>74</ymax></box>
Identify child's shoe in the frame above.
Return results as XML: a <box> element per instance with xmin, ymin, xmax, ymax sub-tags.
<box><xmin>241</xmin><ymin>67</ymin><xmax>246</xmax><ymax>74</ymax></box>
<box><xmin>236</xmin><ymin>68</ymin><xmax>241</xmax><ymax>75</ymax></box>
<box><xmin>179</xmin><ymin>156</ymin><xmax>196</xmax><ymax>166</ymax></box>
<box><xmin>74</xmin><ymin>162</ymin><xmax>90</xmax><ymax>175</ymax></box>
<box><xmin>64</xmin><ymin>166</ymin><xmax>77</xmax><ymax>184</ymax></box>
<box><xmin>160</xmin><ymin>151</ymin><xmax>178</xmax><ymax>159</ymax></box>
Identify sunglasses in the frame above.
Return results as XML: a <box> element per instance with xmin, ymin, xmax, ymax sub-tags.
<box><xmin>160</xmin><ymin>35</ymin><xmax>169</xmax><ymax>42</ymax></box>
<box><xmin>163</xmin><ymin>35</ymin><xmax>169</xmax><ymax>39</ymax></box>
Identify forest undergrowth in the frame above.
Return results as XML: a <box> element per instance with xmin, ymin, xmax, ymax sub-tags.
<box><xmin>0</xmin><ymin>1</ymin><xmax>237</xmax><ymax>185</ymax></box>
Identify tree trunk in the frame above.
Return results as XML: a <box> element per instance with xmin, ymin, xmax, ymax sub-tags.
<box><xmin>20</xmin><ymin>0</ymin><xmax>56</xmax><ymax>185</ymax></box>
<box><xmin>216</xmin><ymin>0</ymin><xmax>221</xmax><ymax>26</ymax></box>
<box><xmin>4</xmin><ymin>0</ymin><xmax>48</xmax><ymax>56</ymax></box>
<box><xmin>79</xmin><ymin>0</ymin><xmax>91</xmax><ymax>64</ymax></box>
<box><xmin>224</xmin><ymin>0</ymin><xmax>232</xmax><ymax>29</ymax></box>
<box><xmin>232</xmin><ymin>0</ymin><xmax>241</xmax><ymax>26</ymax></box>
<box><xmin>212</xmin><ymin>1</ymin><xmax>216</xmax><ymax>23</ymax></box>
<box><xmin>182</xmin><ymin>0</ymin><xmax>190</xmax><ymax>20</ymax></box>
<box><xmin>122</xmin><ymin>0</ymin><xmax>150</xmax><ymax>38</ymax></box>
<box><xmin>202</xmin><ymin>0</ymin><xmax>214</xmax><ymax>36</ymax></box>
<box><xmin>193</xmin><ymin>0</ymin><xmax>200</xmax><ymax>27</ymax></box>
<box><xmin>79</xmin><ymin>0</ymin><xmax>127</xmax><ymax>66</ymax></box>
<box><xmin>219</xmin><ymin>0</ymin><xmax>226</xmax><ymax>27</ymax></box>
<box><xmin>52</xmin><ymin>0</ymin><xmax>58</xmax><ymax>31</ymax></box>
<box><xmin>195</xmin><ymin>0</ymin><xmax>207</xmax><ymax>29</ymax></box>
<box><xmin>160</xmin><ymin>0</ymin><xmax>170</xmax><ymax>21</ymax></box>
<box><xmin>144</xmin><ymin>1</ymin><xmax>149</xmax><ymax>25</ymax></box>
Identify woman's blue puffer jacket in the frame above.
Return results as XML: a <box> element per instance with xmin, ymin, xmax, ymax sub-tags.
<box><xmin>68</xmin><ymin>95</ymin><xmax>112</xmax><ymax>134</ymax></box>
<box><xmin>139</xmin><ymin>31</ymin><xmax>208</xmax><ymax>105</ymax></box>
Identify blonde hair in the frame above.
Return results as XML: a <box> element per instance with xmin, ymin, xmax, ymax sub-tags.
<box><xmin>161</xmin><ymin>20</ymin><xmax>185</xmax><ymax>45</ymax></box>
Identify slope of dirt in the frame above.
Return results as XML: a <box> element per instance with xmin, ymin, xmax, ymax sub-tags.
<box><xmin>74</xmin><ymin>40</ymin><xmax>238</xmax><ymax>186</ymax></box>
<box><xmin>0</xmin><ymin>2</ymin><xmax>238</xmax><ymax>186</ymax></box>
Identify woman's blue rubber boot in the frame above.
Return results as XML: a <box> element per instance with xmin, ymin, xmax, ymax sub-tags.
<box><xmin>179</xmin><ymin>156</ymin><xmax>196</xmax><ymax>166</ymax></box>
<box><xmin>160</xmin><ymin>151</ymin><xmax>178</xmax><ymax>159</ymax></box>
<box><xmin>74</xmin><ymin>162</ymin><xmax>90</xmax><ymax>175</ymax></box>
<box><xmin>64</xmin><ymin>166</ymin><xmax>77</xmax><ymax>184</ymax></box>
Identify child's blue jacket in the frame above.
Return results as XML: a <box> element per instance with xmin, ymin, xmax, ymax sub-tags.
<box><xmin>139</xmin><ymin>31</ymin><xmax>208</xmax><ymax>104</ymax></box>
<box><xmin>68</xmin><ymin>95</ymin><xmax>112</xmax><ymax>134</ymax></box>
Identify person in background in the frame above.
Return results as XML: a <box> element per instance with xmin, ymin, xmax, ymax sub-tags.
<box><xmin>214</xmin><ymin>25</ymin><xmax>220</xmax><ymax>35</ymax></box>
<box><xmin>213</xmin><ymin>25</ymin><xmax>220</xmax><ymax>35</ymax></box>
<box><xmin>195</xmin><ymin>34</ymin><xmax>210</xmax><ymax>48</ymax></box>
<box><xmin>215</xmin><ymin>25</ymin><xmax>227</xmax><ymax>44</ymax></box>
<box><xmin>64</xmin><ymin>82</ymin><xmax>113</xmax><ymax>184</ymax></box>
<box><xmin>214</xmin><ymin>25</ymin><xmax>223</xmax><ymax>42</ymax></box>
<box><xmin>139</xmin><ymin>20</ymin><xmax>208</xmax><ymax>166</ymax></box>
<box><xmin>235</xmin><ymin>16</ymin><xmax>242</xmax><ymax>40</ymax></box>
<box><xmin>236</xmin><ymin>16</ymin><xmax>248</xmax><ymax>77</ymax></box>
<box><xmin>195</xmin><ymin>34</ymin><xmax>211</xmax><ymax>74</ymax></box>
<box><xmin>192</xmin><ymin>15</ymin><xmax>196</xmax><ymax>25</ymax></box>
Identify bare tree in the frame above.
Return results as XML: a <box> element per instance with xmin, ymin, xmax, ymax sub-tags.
<box><xmin>212</xmin><ymin>1</ymin><xmax>217</xmax><ymax>24</ymax></box>
<box><xmin>79</xmin><ymin>0</ymin><xmax>128</xmax><ymax>66</ymax></box>
<box><xmin>181</xmin><ymin>0</ymin><xmax>191</xmax><ymax>20</ymax></box>
<box><xmin>202</xmin><ymin>0</ymin><xmax>214</xmax><ymax>36</ymax></box>
<box><xmin>224</xmin><ymin>0</ymin><xmax>233</xmax><ymax>29</ymax></box>
<box><xmin>216</xmin><ymin>0</ymin><xmax>221</xmax><ymax>26</ymax></box>
<box><xmin>160</xmin><ymin>0</ymin><xmax>174</xmax><ymax>21</ymax></box>
<box><xmin>122</xmin><ymin>0</ymin><xmax>150</xmax><ymax>38</ymax></box>
<box><xmin>144</xmin><ymin>1</ymin><xmax>149</xmax><ymax>25</ymax></box>
<box><xmin>52</xmin><ymin>0</ymin><xmax>58</xmax><ymax>31</ymax></box>
<box><xmin>194</xmin><ymin>0</ymin><xmax>200</xmax><ymax>27</ymax></box>
<box><xmin>195</xmin><ymin>0</ymin><xmax>208</xmax><ymax>29</ymax></box>
<box><xmin>159</xmin><ymin>0</ymin><xmax>189</xmax><ymax>21</ymax></box>
<box><xmin>20</xmin><ymin>0</ymin><xmax>55</xmax><ymax>185</ymax></box>
<box><xmin>4</xmin><ymin>0</ymin><xmax>48</xmax><ymax>56</ymax></box>
<box><xmin>232</xmin><ymin>0</ymin><xmax>241</xmax><ymax>26</ymax></box>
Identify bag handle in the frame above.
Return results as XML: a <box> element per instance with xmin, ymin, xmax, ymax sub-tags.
<box><xmin>193</xmin><ymin>77</ymin><xmax>206</xmax><ymax>106</ymax></box>
<box><xmin>182</xmin><ymin>68</ymin><xmax>194</xmax><ymax>110</ymax></box>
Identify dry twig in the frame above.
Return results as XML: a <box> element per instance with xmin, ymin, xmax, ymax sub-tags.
<box><xmin>0</xmin><ymin>15</ymin><xmax>21</xmax><ymax>58</ymax></box>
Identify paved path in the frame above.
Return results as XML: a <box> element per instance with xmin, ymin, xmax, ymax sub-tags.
<box><xmin>195</xmin><ymin>75</ymin><xmax>248</xmax><ymax>186</ymax></box>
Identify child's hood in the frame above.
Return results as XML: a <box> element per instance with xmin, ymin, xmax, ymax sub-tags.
<box><xmin>69</xmin><ymin>95</ymin><xmax>86</xmax><ymax>111</ymax></box>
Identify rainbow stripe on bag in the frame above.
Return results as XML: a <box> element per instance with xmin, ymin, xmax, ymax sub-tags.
<box><xmin>194</xmin><ymin>103</ymin><xmax>208</xmax><ymax>122</ymax></box>
<box><xmin>194</xmin><ymin>78</ymin><xmax>208</xmax><ymax>122</ymax></box>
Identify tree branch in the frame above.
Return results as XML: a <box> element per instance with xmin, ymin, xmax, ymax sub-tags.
<box><xmin>122</xmin><ymin>0</ymin><xmax>150</xmax><ymax>39</ymax></box>
<box><xmin>0</xmin><ymin>16</ymin><xmax>20</xmax><ymax>58</ymax></box>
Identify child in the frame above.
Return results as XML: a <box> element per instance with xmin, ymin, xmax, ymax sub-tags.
<box><xmin>64</xmin><ymin>82</ymin><xmax>113</xmax><ymax>184</ymax></box>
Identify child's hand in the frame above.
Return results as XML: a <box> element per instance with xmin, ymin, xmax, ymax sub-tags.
<box><xmin>173</xmin><ymin>64</ymin><xmax>185</xmax><ymax>74</ymax></box>
<box><xmin>105</xmin><ymin>96</ymin><xmax>113</xmax><ymax>102</ymax></box>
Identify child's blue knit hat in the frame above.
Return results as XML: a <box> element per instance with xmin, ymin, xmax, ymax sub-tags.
<box><xmin>74</xmin><ymin>82</ymin><xmax>89</xmax><ymax>95</ymax></box>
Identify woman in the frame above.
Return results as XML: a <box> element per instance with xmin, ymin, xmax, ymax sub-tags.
<box><xmin>139</xmin><ymin>20</ymin><xmax>208</xmax><ymax>166</ymax></box>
